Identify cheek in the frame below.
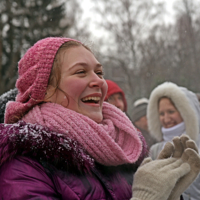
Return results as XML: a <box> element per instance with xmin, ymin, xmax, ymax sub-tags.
<box><xmin>102</xmin><ymin>81</ymin><xmax>108</xmax><ymax>99</ymax></box>
<box><xmin>135</xmin><ymin>121</ymin><xmax>141</xmax><ymax>128</ymax></box>
<box><xmin>120</xmin><ymin>100</ymin><xmax>124</xmax><ymax>107</ymax></box>
<box><xmin>60</xmin><ymin>78</ymin><xmax>84</xmax><ymax>97</ymax></box>
<box><xmin>175</xmin><ymin>114</ymin><xmax>183</xmax><ymax>123</ymax></box>
<box><xmin>159</xmin><ymin>116</ymin><xmax>164</xmax><ymax>124</ymax></box>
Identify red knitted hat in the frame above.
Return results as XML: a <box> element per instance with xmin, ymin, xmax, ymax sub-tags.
<box><xmin>5</xmin><ymin>37</ymin><xmax>81</xmax><ymax>124</ymax></box>
<box><xmin>104</xmin><ymin>80</ymin><xmax>127</xmax><ymax>112</ymax></box>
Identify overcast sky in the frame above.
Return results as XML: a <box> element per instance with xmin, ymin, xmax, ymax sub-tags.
<box><xmin>80</xmin><ymin>0</ymin><xmax>176</xmax><ymax>39</ymax></box>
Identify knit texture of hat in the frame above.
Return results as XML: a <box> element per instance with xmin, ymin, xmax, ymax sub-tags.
<box><xmin>104</xmin><ymin>80</ymin><xmax>127</xmax><ymax>112</ymax></box>
<box><xmin>132</xmin><ymin>98</ymin><xmax>149</xmax><ymax>123</ymax></box>
<box><xmin>5</xmin><ymin>37</ymin><xmax>81</xmax><ymax>124</ymax></box>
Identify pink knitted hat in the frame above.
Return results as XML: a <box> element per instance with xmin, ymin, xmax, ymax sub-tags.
<box><xmin>5</xmin><ymin>37</ymin><xmax>81</xmax><ymax>124</ymax></box>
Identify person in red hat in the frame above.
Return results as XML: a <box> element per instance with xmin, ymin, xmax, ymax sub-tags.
<box><xmin>104</xmin><ymin>79</ymin><xmax>127</xmax><ymax>112</ymax></box>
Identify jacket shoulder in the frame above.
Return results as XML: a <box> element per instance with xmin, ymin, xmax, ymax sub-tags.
<box><xmin>0</xmin><ymin>121</ymin><xmax>94</xmax><ymax>173</ymax></box>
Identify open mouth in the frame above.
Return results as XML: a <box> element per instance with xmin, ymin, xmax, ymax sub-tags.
<box><xmin>165</xmin><ymin>123</ymin><xmax>175</xmax><ymax>128</ymax></box>
<box><xmin>81</xmin><ymin>96</ymin><xmax>101</xmax><ymax>104</ymax></box>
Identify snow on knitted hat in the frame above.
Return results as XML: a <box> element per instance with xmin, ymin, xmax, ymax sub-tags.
<box><xmin>5</xmin><ymin>37</ymin><xmax>81</xmax><ymax>124</ymax></box>
<box><xmin>104</xmin><ymin>80</ymin><xmax>127</xmax><ymax>112</ymax></box>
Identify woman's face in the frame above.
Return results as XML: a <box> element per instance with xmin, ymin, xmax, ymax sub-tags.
<box><xmin>158</xmin><ymin>98</ymin><xmax>183</xmax><ymax>128</ymax></box>
<box><xmin>107</xmin><ymin>93</ymin><xmax>125</xmax><ymax>112</ymax></box>
<box><xmin>47</xmin><ymin>45</ymin><xmax>108</xmax><ymax>123</ymax></box>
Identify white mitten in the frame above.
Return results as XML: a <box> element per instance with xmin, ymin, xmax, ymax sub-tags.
<box><xmin>158</xmin><ymin>135</ymin><xmax>200</xmax><ymax>200</ymax></box>
<box><xmin>131</xmin><ymin>156</ymin><xmax>190</xmax><ymax>200</ymax></box>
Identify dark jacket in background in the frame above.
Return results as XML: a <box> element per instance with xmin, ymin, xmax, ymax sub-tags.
<box><xmin>0</xmin><ymin>88</ymin><xmax>18</xmax><ymax>123</ymax></box>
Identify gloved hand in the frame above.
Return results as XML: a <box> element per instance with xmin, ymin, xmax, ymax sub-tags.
<box><xmin>157</xmin><ymin>135</ymin><xmax>200</xmax><ymax>200</ymax></box>
<box><xmin>131</xmin><ymin>156</ymin><xmax>190</xmax><ymax>200</ymax></box>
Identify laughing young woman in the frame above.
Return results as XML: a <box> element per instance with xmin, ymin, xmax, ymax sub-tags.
<box><xmin>0</xmin><ymin>38</ymin><xmax>199</xmax><ymax>200</ymax></box>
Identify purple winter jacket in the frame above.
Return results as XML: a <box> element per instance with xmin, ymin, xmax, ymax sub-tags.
<box><xmin>0</xmin><ymin>121</ymin><xmax>147</xmax><ymax>200</ymax></box>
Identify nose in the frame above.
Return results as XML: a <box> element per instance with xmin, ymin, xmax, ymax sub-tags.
<box><xmin>89</xmin><ymin>73</ymin><xmax>105</xmax><ymax>88</ymax></box>
<box><xmin>115</xmin><ymin>99</ymin><xmax>124</xmax><ymax>111</ymax></box>
<box><xmin>115</xmin><ymin>99</ymin><xmax>122</xmax><ymax>107</ymax></box>
<box><xmin>163</xmin><ymin>113</ymin><xmax>171</xmax><ymax>124</ymax></box>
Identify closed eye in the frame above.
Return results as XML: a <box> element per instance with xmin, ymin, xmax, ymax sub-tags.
<box><xmin>96</xmin><ymin>71</ymin><xmax>104</xmax><ymax>77</ymax></box>
<box><xmin>76</xmin><ymin>70</ymin><xmax>86</xmax><ymax>74</ymax></box>
<box><xmin>159</xmin><ymin>112</ymin><xmax>164</xmax><ymax>116</ymax></box>
<box><xmin>168</xmin><ymin>110</ymin><xmax>175</xmax><ymax>114</ymax></box>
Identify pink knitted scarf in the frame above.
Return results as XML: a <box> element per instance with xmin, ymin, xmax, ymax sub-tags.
<box><xmin>22</xmin><ymin>102</ymin><xmax>142</xmax><ymax>166</ymax></box>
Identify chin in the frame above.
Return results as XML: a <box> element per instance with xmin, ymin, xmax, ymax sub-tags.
<box><xmin>89</xmin><ymin>114</ymin><xmax>103</xmax><ymax>123</ymax></box>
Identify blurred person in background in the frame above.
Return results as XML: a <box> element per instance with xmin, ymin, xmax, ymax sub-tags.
<box><xmin>132</xmin><ymin>98</ymin><xmax>156</xmax><ymax>148</ymax></box>
<box><xmin>147</xmin><ymin>81</ymin><xmax>200</xmax><ymax>200</ymax></box>
<box><xmin>104</xmin><ymin>79</ymin><xmax>127</xmax><ymax>112</ymax></box>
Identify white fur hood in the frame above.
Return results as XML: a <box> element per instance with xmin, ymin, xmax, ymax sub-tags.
<box><xmin>147</xmin><ymin>82</ymin><xmax>200</xmax><ymax>143</ymax></box>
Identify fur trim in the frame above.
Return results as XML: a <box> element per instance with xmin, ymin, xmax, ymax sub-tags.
<box><xmin>147</xmin><ymin>82</ymin><xmax>200</xmax><ymax>142</ymax></box>
<box><xmin>0</xmin><ymin>121</ymin><xmax>94</xmax><ymax>173</ymax></box>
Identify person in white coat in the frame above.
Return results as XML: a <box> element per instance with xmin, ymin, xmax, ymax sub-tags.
<box><xmin>147</xmin><ymin>81</ymin><xmax>200</xmax><ymax>200</ymax></box>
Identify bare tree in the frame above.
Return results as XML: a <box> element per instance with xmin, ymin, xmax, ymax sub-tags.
<box><xmin>90</xmin><ymin>0</ymin><xmax>167</xmax><ymax>113</ymax></box>
<box><xmin>90</xmin><ymin>0</ymin><xmax>200</xmax><ymax>118</ymax></box>
<box><xmin>173</xmin><ymin>0</ymin><xmax>200</xmax><ymax>91</ymax></box>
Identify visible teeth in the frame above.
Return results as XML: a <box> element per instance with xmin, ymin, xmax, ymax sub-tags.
<box><xmin>82</xmin><ymin>97</ymin><xmax>100</xmax><ymax>102</ymax></box>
